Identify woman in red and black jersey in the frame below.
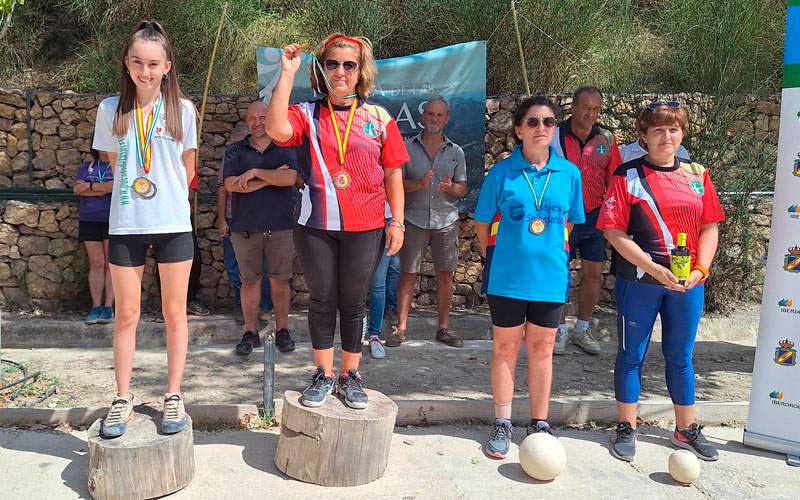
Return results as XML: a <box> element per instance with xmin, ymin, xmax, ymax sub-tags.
<box><xmin>597</xmin><ymin>102</ymin><xmax>725</xmax><ymax>462</ymax></box>
<box><xmin>266</xmin><ymin>34</ymin><xmax>408</xmax><ymax>409</ymax></box>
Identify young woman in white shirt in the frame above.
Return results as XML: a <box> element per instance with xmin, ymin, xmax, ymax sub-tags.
<box><xmin>92</xmin><ymin>20</ymin><xmax>197</xmax><ymax>437</ymax></box>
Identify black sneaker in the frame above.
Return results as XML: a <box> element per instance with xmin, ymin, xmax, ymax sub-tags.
<box><xmin>611</xmin><ymin>422</ymin><xmax>638</xmax><ymax>462</ymax></box>
<box><xmin>187</xmin><ymin>298</ymin><xmax>210</xmax><ymax>316</ymax></box>
<box><xmin>235</xmin><ymin>331</ymin><xmax>261</xmax><ymax>356</ymax></box>
<box><xmin>337</xmin><ymin>370</ymin><xmax>368</xmax><ymax>409</ymax></box>
<box><xmin>300</xmin><ymin>368</ymin><xmax>335</xmax><ymax>407</ymax></box>
<box><xmin>483</xmin><ymin>420</ymin><xmax>513</xmax><ymax>459</ymax></box>
<box><xmin>275</xmin><ymin>328</ymin><xmax>296</xmax><ymax>353</ymax></box>
<box><xmin>671</xmin><ymin>423</ymin><xmax>719</xmax><ymax>461</ymax></box>
<box><xmin>527</xmin><ymin>419</ymin><xmax>555</xmax><ymax>436</ymax></box>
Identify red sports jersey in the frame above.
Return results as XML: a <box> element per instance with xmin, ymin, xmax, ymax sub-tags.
<box><xmin>278</xmin><ymin>99</ymin><xmax>409</xmax><ymax>232</ymax></box>
<box><xmin>553</xmin><ymin>120</ymin><xmax>622</xmax><ymax>212</ymax></box>
<box><xmin>596</xmin><ymin>157</ymin><xmax>725</xmax><ymax>283</ymax></box>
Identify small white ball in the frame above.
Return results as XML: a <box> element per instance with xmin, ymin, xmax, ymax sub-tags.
<box><xmin>668</xmin><ymin>449</ymin><xmax>701</xmax><ymax>485</ymax></box>
<box><xmin>519</xmin><ymin>433</ymin><xmax>567</xmax><ymax>481</ymax></box>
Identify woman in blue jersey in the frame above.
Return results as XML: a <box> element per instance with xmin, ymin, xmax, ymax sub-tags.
<box><xmin>474</xmin><ymin>96</ymin><xmax>584</xmax><ymax>459</ymax></box>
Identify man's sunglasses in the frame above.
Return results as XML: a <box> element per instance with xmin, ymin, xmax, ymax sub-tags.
<box><xmin>524</xmin><ymin>116</ymin><xmax>557</xmax><ymax>128</ymax></box>
<box><xmin>646</xmin><ymin>100</ymin><xmax>681</xmax><ymax>110</ymax></box>
<box><xmin>323</xmin><ymin>59</ymin><xmax>359</xmax><ymax>73</ymax></box>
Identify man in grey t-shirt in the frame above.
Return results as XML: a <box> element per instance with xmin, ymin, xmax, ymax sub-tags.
<box><xmin>387</xmin><ymin>97</ymin><xmax>467</xmax><ymax>348</ymax></box>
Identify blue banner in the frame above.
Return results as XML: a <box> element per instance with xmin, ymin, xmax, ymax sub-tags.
<box><xmin>257</xmin><ymin>41</ymin><xmax>487</xmax><ymax>209</ymax></box>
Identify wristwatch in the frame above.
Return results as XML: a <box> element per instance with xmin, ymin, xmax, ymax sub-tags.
<box><xmin>390</xmin><ymin>219</ymin><xmax>405</xmax><ymax>232</ymax></box>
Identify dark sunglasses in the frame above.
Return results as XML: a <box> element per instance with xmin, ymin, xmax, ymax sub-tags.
<box><xmin>524</xmin><ymin>116</ymin><xmax>557</xmax><ymax>128</ymax></box>
<box><xmin>323</xmin><ymin>59</ymin><xmax>359</xmax><ymax>73</ymax></box>
<box><xmin>646</xmin><ymin>100</ymin><xmax>681</xmax><ymax>110</ymax></box>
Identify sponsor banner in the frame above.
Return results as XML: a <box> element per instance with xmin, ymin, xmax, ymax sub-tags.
<box><xmin>745</xmin><ymin>5</ymin><xmax>800</xmax><ymax>455</ymax></box>
<box><xmin>257</xmin><ymin>42</ymin><xmax>487</xmax><ymax>209</ymax></box>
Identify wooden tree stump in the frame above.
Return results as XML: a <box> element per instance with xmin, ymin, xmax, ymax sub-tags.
<box><xmin>86</xmin><ymin>412</ymin><xmax>195</xmax><ymax>500</ymax></box>
<box><xmin>275</xmin><ymin>389</ymin><xmax>398</xmax><ymax>486</ymax></box>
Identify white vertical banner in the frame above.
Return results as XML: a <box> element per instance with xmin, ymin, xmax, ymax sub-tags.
<box><xmin>743</xmin><ymin>4</ymin><xmax>800</xmax><ymax>458</ymax></box>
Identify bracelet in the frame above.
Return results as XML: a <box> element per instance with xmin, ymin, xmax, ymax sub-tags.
<box><xmin>389</xmin><ymin>219</ymin><xmax>405</xmax><ymax>232</ymax></box>
<box><xmin>692</xmin><ymin>264</ymin><xmax>710</xmax><ymax>280</ymax></box>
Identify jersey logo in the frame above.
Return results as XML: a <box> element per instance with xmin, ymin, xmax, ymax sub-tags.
<box><xmin>690</xmin><ymin>180</ymin><xmax>704</xmax><ymax>195</ymax></box>
<box><xmin>363</xmin><ymin>121</ymin><xmax>378</xmax><ymax>137</ymax></box>
<box><xmin>597</xmin><ymin>144</ymin><xmax>608</xmax><ymax>155</ymax></box>
<box><xmin>604</xmin><ymin>195</ymin><xmax>617</xmax><ymax>211</ymax></box>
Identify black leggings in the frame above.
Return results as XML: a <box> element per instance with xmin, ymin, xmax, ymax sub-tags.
<box><xmin>295</xmin><ymin>224</ymin><xmax>384</xmax><ymax>353</ymax></box>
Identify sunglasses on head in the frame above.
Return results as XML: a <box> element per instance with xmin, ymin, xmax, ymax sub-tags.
<box><xmin>646</xmin><ymin>100</ymin><xmax>681</xmax><ymax>110</ymax></box>
<box><xmin>524</xmin><ymin>116</ymin><xmax>557</xmax><ymax>128</ymax></box>
<box><xmin>323</xmin><ymin>59</ymin><xmax>359</xmax><ymax>73</ymax></box>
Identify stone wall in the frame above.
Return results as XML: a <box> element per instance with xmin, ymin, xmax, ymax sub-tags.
<box><xmin>0</xmin><ymin>89</ymin><xmax>779</xmax><ymax>312</ymax></box>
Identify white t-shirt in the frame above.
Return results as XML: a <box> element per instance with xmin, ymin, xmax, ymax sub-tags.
<box><xmin>620</xmin><ymin>141</ymin><xmax>691</xmax><ymax>163</ymax></box>
<box><xmin>93</xmin><ymin>95</ymin><xmax>197</xmax><ymax>235</ymax></box>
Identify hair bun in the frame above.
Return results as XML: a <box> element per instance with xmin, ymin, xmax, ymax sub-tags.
<box><xmin>135</xmin><ymin>20</ymin><xmax>165</xmax><ymax>34</ymax></box>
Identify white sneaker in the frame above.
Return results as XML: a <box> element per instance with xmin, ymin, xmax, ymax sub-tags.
<box><xmin>553</xmin><ymin>327</ymin><xmax>570</xmax><ymax>355</ymax></box>
<box><xmin>572</xmin><ymin>327</ymin><xmax>602</xmax><ymax>354</ymax></box>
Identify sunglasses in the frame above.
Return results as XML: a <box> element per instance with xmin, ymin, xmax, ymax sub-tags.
<box><xmin>524</xmin><ymin>116</ymin><xmax>557</xmax><ymax>128</ymax></box>
<box><xmin>646</xmin><ymin>100</ymin><xmax>681</xmax><ymax>110</ymax></box>
<box><xmin>323</xmin><ymin>59</ymin><xmax>359</xmax><ymax>73</ymax></box>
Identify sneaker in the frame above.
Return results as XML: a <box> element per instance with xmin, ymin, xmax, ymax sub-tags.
<box><xmin>369</xmin><ymin>336</ymin><xmax>386</xmax><ymax>359</ymax></box>
<box><xmin>384</xmin><ymin>329</ymin><xmax>407</xmax><ymax>347</ymax></box>
<box><xmin>275</xmin><ymin>328</ymin><xmax>296</xmax><ymax>353</ymax></box>
<box><xmin>97</xmin><ymin>306</ymin><xmax>114</xmax><ymax>324</ymax></box>
<box><xmin>187</xmin><ymin>298</ymin><xmax>210</xmax><ymax>316</ymax></box>
<box><xmin>483</xmin><ymin>420</ymin><xmax>513</xmax><ymax>459</ymax></box>
<box><xmin>161</xmin><ymin>393</ymin><xmax>189</xmax><ymax>434</ymax></box>
<box><xmin>337</xmin><ymin>370</ymin><xmax>368</xmax><ymax>409</ymax></box>
<box><xmin>553</xmin><ymin>327</ymin><xmax>570</xmax><ymax>355</ymax></box>
<box><xmin>611</xmin><ymin>422</ymin><xmax>638</xmax><ymax>462</ymax></box>
<box><xmin>526</xmin><ymin>419</ymin><xmax>555</xmax><ymax>436</ymax></box>
<box><xmin>235</xmin><ymin>331</ymin><xmax>261</xmax><ymax>356</ymax></box>
<box><xmin>101</xmin><ymin>394</ymin><xmax>133</xmax><ymax>438</ymax></box>
<box><xmin>384</xmin><ymin>308</ymin><xmax>399</xmax><ymax>326</ymax></box>
<box><xmin>84</xmin><ymin>307</ymin><xmax>103</xmax><ymax>325</ymax></box>
<box><xmin>300</xmin><ymin>368</ymin><xmax>336</xmax><ymax>408</ymax></box>
<box><xmin>572</xmin><ymin>327</ymin><xmax>602</xmax><ymax>354</ymax></box>
<box><xmin>436</xmin><ymin>328</ymin><xmax>464</xmax><ymax>348</ymax></box>
<box><xmin>671</xmin><ymin>423</ymin><xmax>719</xmax><ymax>461</ymax></box>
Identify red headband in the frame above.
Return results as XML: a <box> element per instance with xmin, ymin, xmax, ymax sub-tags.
<box><xmin>324</xmin><ymin>36</ymin><xmax>363</xmax><ymax>48</ymax></box>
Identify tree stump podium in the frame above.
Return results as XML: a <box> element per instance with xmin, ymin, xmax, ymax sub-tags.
<box><xmin>86</xmin><ymin>412</ymin><xmax>195</xmax><ymax>500</ymax></box>
<box><xmin>275</xmin><ymin>389</ymin><xmax>398</xmax><ymax>486</ymax></box>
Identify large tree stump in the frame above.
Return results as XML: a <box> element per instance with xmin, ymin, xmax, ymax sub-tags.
<box><xmin>275</xmin><ymin>389</ymin><xmax>398</xmax><ymax>486</ymax></box>
<box><xmin>86</xmin><ymin>411</ymin><xmax>195</xmax><ymax>500</ymax></box>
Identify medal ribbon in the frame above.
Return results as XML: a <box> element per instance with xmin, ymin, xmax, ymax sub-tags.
<box><xmin>521</xmin><ymin>168</ymin><xmax>552</xmax><ymax>212</ymax></box>
<box><xmin>134</xmin><ymin>96</ymin><xmax>163</xmax><ymax>175</ymax></box>
<box><xmin>327</xmin><ymin>98</ymin><xmax>358</xmax><ymax>166</ymax></box>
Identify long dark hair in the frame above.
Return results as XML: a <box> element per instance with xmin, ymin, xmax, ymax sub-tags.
<box><xmin>112</xmin><ymin>20</ymin><xmax>187</xmax><ymax>142</ymax></box>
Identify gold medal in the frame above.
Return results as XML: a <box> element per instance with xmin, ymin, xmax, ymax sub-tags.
<box><xmin>529</xmin><ymin>218</ymin><xmax>546</xmax><ymax>235</ymax></box>
<box><xmin>132</xmin><ymin>176</ymin><xmax>157</xmax><ymax>199</ymax></box>
<box><xmin>333</xmin><ymin>171</ymin><xmax>351</xmax><ymax>190</ymax></box>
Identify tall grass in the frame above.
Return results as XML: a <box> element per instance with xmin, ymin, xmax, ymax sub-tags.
<box><xmin>0</xmin><ymin>0</ymin><xmax>787</xmax><ymax>95</ymax></box>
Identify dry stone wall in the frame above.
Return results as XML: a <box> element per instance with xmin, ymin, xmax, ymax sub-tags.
<box><xmin>0</xmin><ymin>89</ymin><xmax>779</xmax><ymax>312</ymax></box>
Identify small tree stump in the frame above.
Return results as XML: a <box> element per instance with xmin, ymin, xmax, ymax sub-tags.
<box><xmin>275</xmin><ymin>389</ymin><xmax>398</xmax><ymax>486</ymax></box>
<box><xmin>86</xmin><ymin>412</ymin><xmax>195</xmax><ymax>500</ymax></box>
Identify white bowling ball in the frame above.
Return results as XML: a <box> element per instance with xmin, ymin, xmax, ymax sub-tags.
<box><xmin>519</xmin><ymin>433</ymin><xmax>566</xmax><ymax>481</ymax></box>
<box><xmin>668</xmin><ymin>449</ymin><xmax>701</xmax><ymax>485</ymax></box>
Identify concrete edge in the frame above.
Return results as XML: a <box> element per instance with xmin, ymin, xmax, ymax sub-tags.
<box><xmin>0</xmin><ymin>399</ymin><xmax>750</xmax><ymax>428</ymax></box>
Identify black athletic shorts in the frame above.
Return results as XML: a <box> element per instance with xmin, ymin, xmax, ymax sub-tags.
<box><xmin>108</xmin><ymin>232</ymin><xmax>194</xmax><ymax>267</ymax></box>
<box><xmin>78</xmin><ymin>221</ymin><xmax>109</xmax><ymax>242</ymax></box>
<box><xmin>487</xmin><ymin>295</ymin><xmax>565</xmax><ymax>328</ymax></box>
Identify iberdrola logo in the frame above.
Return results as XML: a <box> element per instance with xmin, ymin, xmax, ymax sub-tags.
<box><xmin>769</xmin><ymin>390</ymin><xmax>783</xmax><ymax>400</ymax></box>
<box><xmin>789</xmin><ymin>205</ymin><xmax>800</xmax><ymax>219</ymax></box>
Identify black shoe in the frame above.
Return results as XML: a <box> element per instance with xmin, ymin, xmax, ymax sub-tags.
<box><xmin>235</xmin><ymin>331</ymin><xmax>261</xmax><ymax>356</ymax></box>
<box><xmin>611</xmin><ymin>422</ymin><xmax>638</xmax><ymax>462</ymax></box>
<box><xmin>526</xmin><ymin>419</ymin><xmax>555</xmax><ymax>436</ymax></box>
<box><xmin>275</xmin><ymin>328</ymin><xmax>296</xmax><ymax>353</ymax></box>
<box><xmin>300</xmin><ymin>368</ymin><xmax>335</xmax><ymax>407</ymax></box>
<box><xmin>187</xmin><ymin>298</ymin><xmax>210</xmax><ymax>316</ymax></box>
<box><xmin>671</xmin><ymin>423</ymin><xmax>719</xmax><ymax>461</ymax></box>
<box><xmin>337</xmin><ymin>370</ymin><xmax>368</xmax><ymax>409</ymax></box>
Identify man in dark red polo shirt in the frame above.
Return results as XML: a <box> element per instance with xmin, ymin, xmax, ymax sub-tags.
<box><xmin>551</xmin><ymin>86</ymin><xmax>622</xmax><ymax>356</ymax></box>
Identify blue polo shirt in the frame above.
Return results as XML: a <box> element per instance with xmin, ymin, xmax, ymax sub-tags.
<box><xmin>474</xmin><ymin>146</ymin><xmax>584</xmax><ymax>302</ymax></box>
